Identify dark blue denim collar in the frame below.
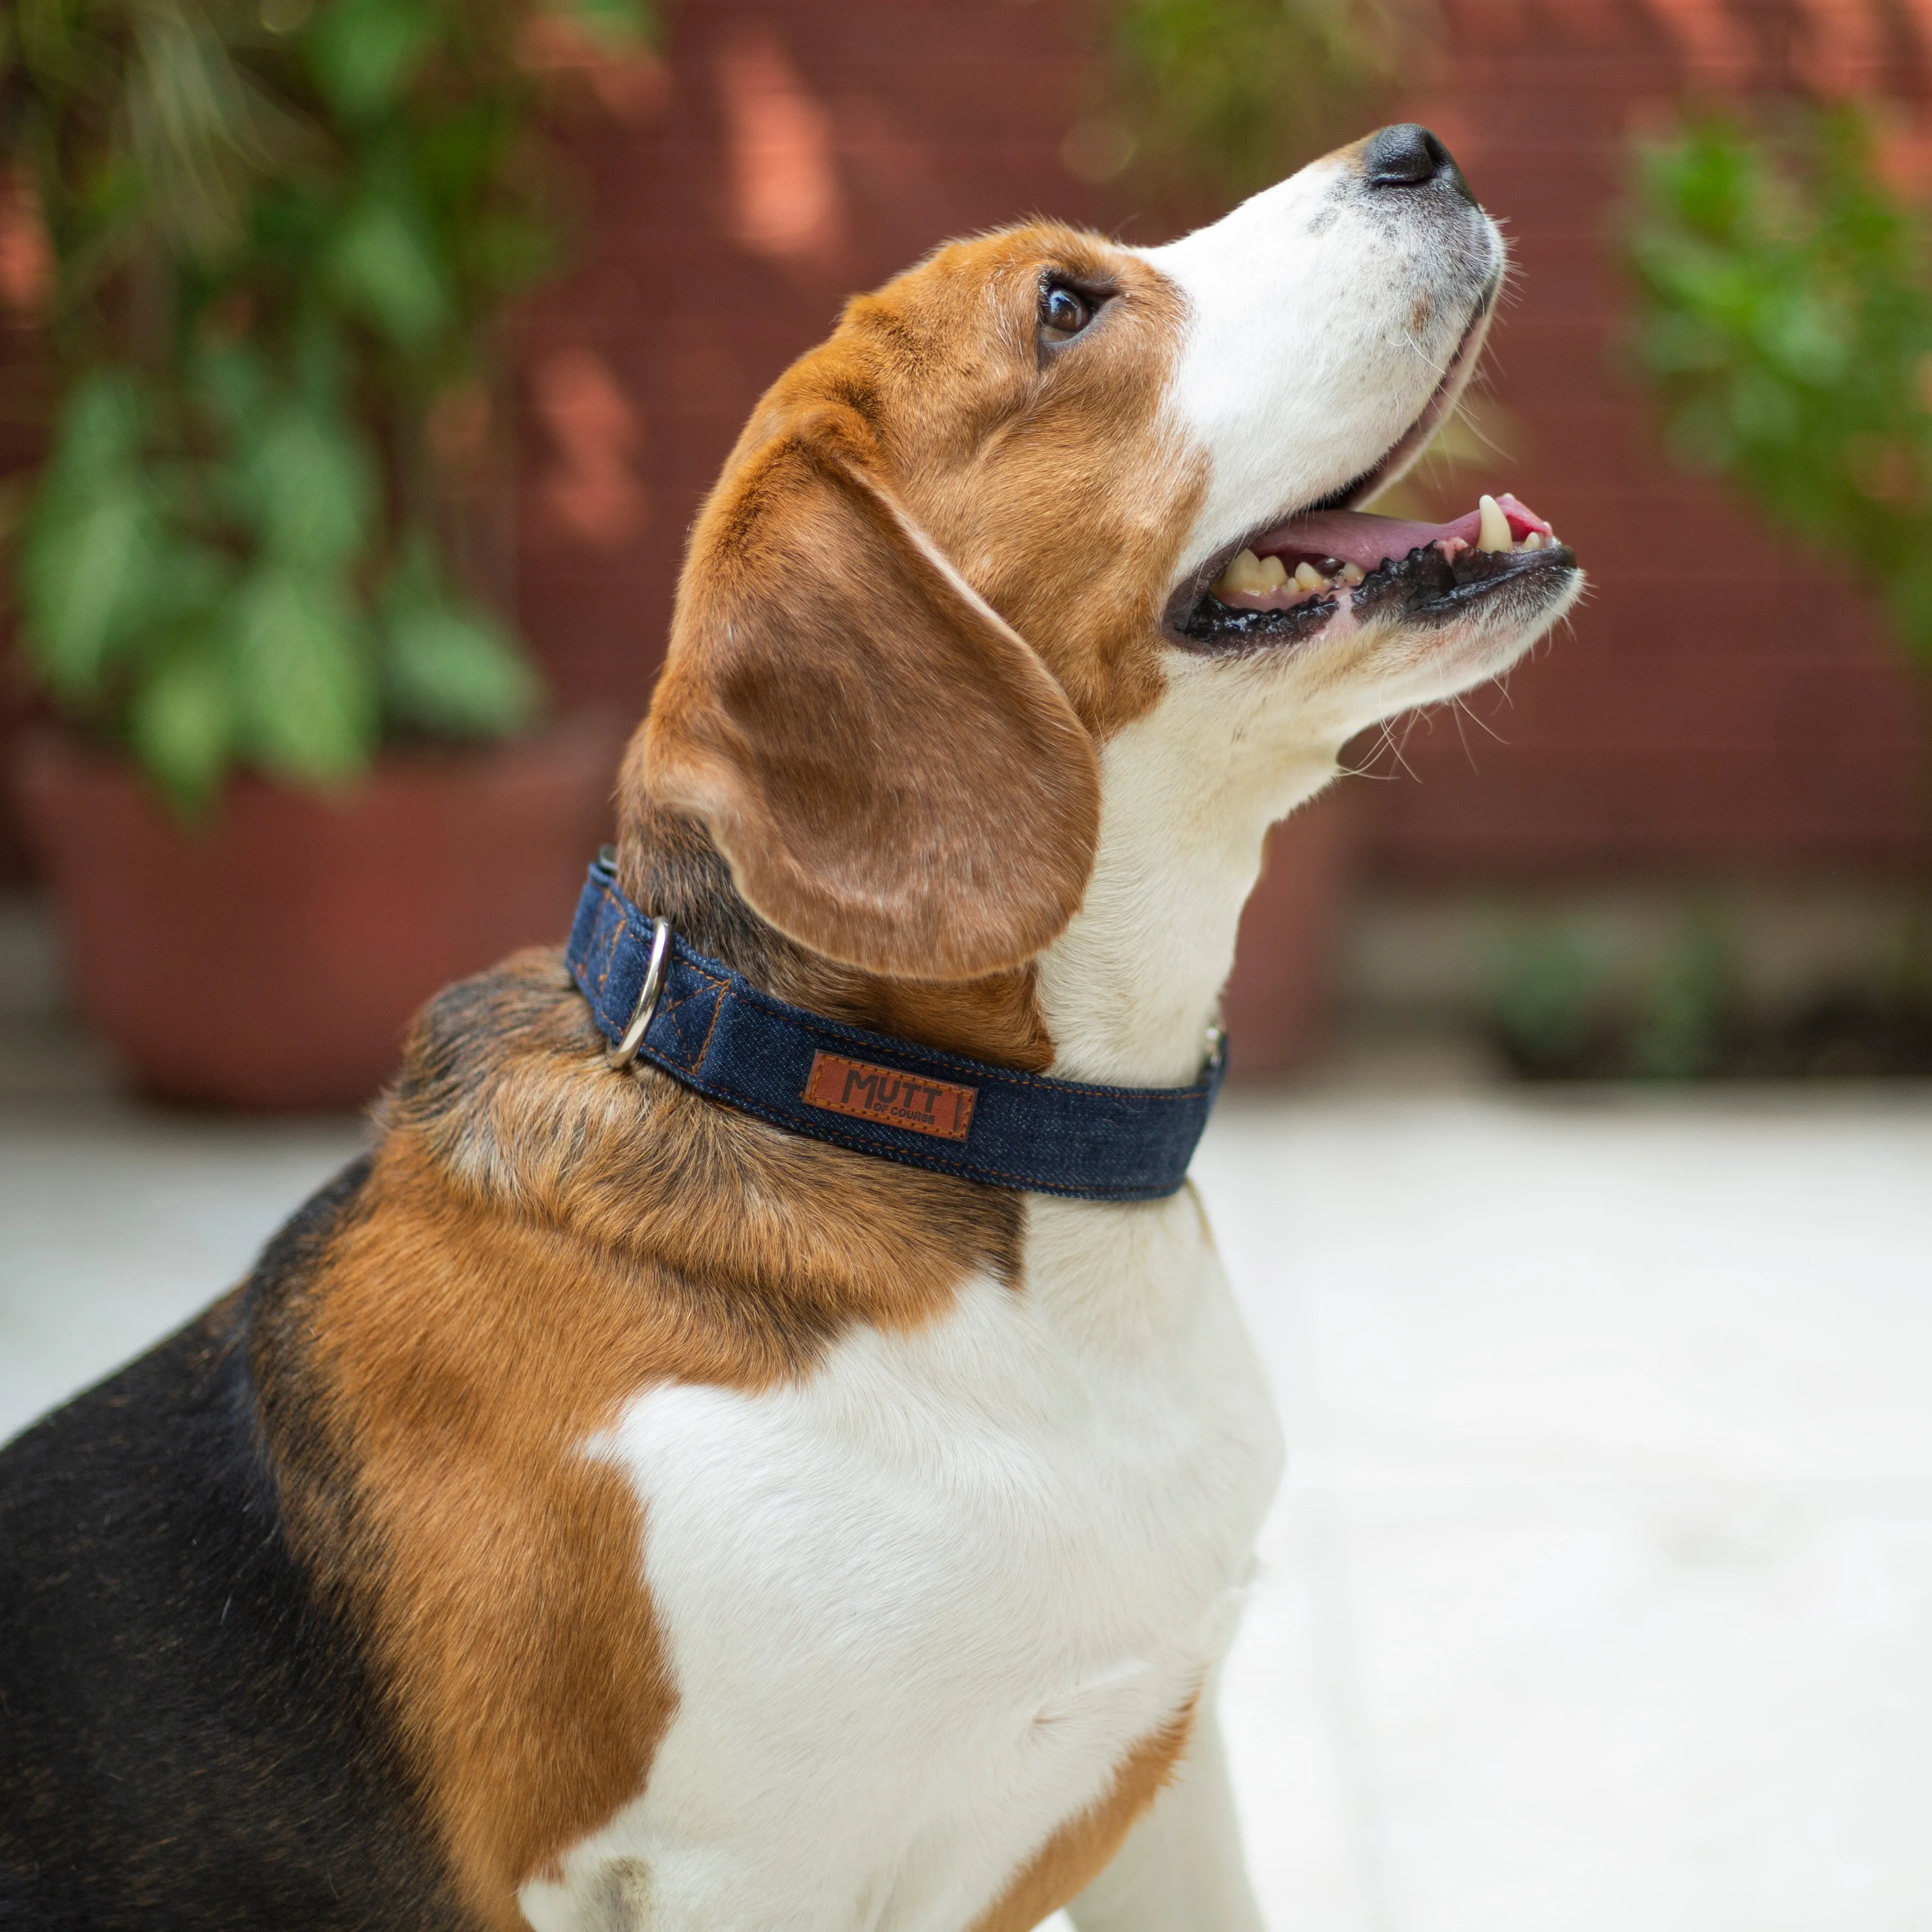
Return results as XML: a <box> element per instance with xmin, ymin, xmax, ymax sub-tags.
<box><xmin>565</xmin><ymin>858</ymin><xmax>1224</xmax><ymax>1201</ymax></box>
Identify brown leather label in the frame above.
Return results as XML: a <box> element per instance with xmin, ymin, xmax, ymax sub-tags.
<box><xmin>801</xmin><ymin>1052</ymin><xmax>977</xmax><ymax>1141</ymax></box>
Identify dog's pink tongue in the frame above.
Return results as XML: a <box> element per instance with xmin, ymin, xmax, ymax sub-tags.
<box><xmin>1254</xmin><ymin>493</ymin><xmax>1552</xmax><ymax>570</ymax></box>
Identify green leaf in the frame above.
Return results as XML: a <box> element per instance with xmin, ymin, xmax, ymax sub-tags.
<box><xmin>1625</xmin><ymin>101</ymin><xmax>1932</xmax><ymax>687</ymax></box>
<box><xmin>129</xmin><ymin>638</ymin><xmax>234</xmax><ymax>812</ymax></box>
<box><xmin>228</xmin><ymin>568</ymin><xmax>379</xmax><ymax>784</ymax></box>
<box><xmin>18</xmin><ymin>473</ymin><xmax>157</xmax><ymax>700</ymax></box>
<box><xmin>144</xmin><ymin>524</ymin><xmax>236</xmax><ymax>627</ymax></box>
<box><xmin>243</xmin><ymin>400</ymin><xmax>375</xmax><ymax>569</ymax></box>
<box><xmin>383</xmin><ymin>598</ymin><xmax>544</xmax><ymax>739</ymax></box>
<box><xmin>15</xmin><ymin>375</ymin><xmax>244</xmax><ymax>705</ymax></box>
<box><xmin>328</xmin><ymin>195</ymin><xmax>452</xmax><ymax>351</ymax></box>
<box><xmin>45</xmin><ymin>370</ymin><xmax>144</xmax><ymax>480</ymax></box>
<box><xmin>304</xmin><ymin>0</ymin><xmax>435</xmax><ymax>119</ymax></box>
<box><xmin>191</xmin><ymin>338</ymin><xmax>273</xmax><ymax>428</ymax></box>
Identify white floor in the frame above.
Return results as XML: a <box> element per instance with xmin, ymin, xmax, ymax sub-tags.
<box><xmin>4</xmin><ymin>1083</ymin><xmax>1931</xmax><ymax>1930</ymax></box>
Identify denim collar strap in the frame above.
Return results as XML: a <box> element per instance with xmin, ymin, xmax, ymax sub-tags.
<box><xmin>565</xmin><ymin>859</ymin><xmax>1225</xmax><ymax>1202</ymax></box>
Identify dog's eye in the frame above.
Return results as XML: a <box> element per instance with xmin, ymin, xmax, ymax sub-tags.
<box><xmin>1039</xmin><ymin>281</ymin><xmax>1095</xmax><ymax>345</ymax></box>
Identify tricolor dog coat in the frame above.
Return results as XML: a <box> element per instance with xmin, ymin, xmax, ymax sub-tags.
<box><xmin>0</xmin><ymin>125</ymin><xmax>1581</xmax><ymax>1932</ymax></box>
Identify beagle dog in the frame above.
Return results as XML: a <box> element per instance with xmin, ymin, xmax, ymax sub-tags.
<box><xmin>0</xmin><ymin>125</ymin><xmax>1579</xmax><ymax>1932</ymax></box>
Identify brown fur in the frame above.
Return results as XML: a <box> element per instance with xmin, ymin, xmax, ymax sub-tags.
<box><xmin>280</xmin><ymin>218</ymin><xmax>1205</xmax><ymax>1926</ymax></box>
<box><xmin>268</xmin><ymin>944</ymin><xmax>1024</xmax><ymax>1928</ymax></box>
<box><xmin>644</xmin><ymin>409</ymin><xmax>1103</xmax><ymax>983</ymax></box>
<box><xmin>970</xmin><ymin>1702</ymin><xmax>1199</xmax><ymax>1932</ymax></box>
<box><xmin>637</xmin><ymin>223</ymin><xmax>1201</xmax><ymax>991</ymax></box>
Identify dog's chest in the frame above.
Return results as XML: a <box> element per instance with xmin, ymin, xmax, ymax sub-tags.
<box><xmin>518</xmin><ymin>1192</ymin><xmax>1281</xmax><ymax>1932</ymax></box>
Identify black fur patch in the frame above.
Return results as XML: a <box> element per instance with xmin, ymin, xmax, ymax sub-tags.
<box><xmin>0</xmin><ymin>1159</ymin><xmax>465</xmax><ymax>1931</ymax></box>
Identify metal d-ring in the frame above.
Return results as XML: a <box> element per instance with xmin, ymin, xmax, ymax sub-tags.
<box><xmin>607</xmin><ymin>916</ymin><xmax>672</xmax><ymax>1072</ymax></box>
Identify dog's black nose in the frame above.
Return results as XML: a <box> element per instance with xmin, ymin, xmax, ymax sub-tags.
<box><xmin>1360</xmin><ymin>124</ymin><xmax>1475</xmax><ymax>204</ymax></box>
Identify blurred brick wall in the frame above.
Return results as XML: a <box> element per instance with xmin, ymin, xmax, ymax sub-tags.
<box><xmin>512</xmin><ymin>0</ymin><xmax>1932</xmax><ymax>886</ymax></box>
<box><xmin>511</xmin><ymin>0</ymin><xmax>1119</xmax><ymax>712</ymax></box>
<box><xmin>1370</xmin><ymin>0</ymin><xmax>1932</xmax><ymax>880</ymax></box>
<box><xmin>6</xmin><ymin>1</ymin><xmax>1927</xmax><ymax>891</ymax></box>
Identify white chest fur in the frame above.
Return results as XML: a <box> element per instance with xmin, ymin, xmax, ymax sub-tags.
<box><xmin>518</xmin><ymin>1191</ymin><xmax>1282</xmax><ymax>1932</ymax></box>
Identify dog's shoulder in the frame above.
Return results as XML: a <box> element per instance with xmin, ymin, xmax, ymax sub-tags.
<box><xmin>247</xmin><ymin>942</ymin><xmax>1029</xmax><ymax>1926</ymax></box>
<box><xmin>3</xmin><ymin>940</ymin><xmax>1029</xmax><ymax>1930</ymax></box>
<box><xmin>378</xmin><ymin>939</ymin><xmax>1028</xmax><ymax>1366</ymax></box>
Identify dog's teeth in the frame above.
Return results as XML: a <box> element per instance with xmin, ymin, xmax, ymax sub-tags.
<box><xmin>1521</xmin><ymin>530</ymin><xmax>1544</xmax><ymax>551</ymax></box>
<box><xmin>1256</xmin><ymin>554</ymin><xmax>1289</xmax><ymax>590</ymax></box>
<box><xmin>1292</xmin><ymin>560</ymin><xmax>1327</xmax><ymax>592</ymax></box>
<box><xmin>1213</xmin><ymin>548</ymin><xmax>1270</xmax><ymax>596</ymax></box>
<box><xmin>1338</xmin><ymin>560</ymin><xmax>1364</xmax><ymax>586</ymax></box>
<box><xmin>1476</xmin><ymin>493</ymin><xmax>1511</xmax><ymax>553</ymax></box>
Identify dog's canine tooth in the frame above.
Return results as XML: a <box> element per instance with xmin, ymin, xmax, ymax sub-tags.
<box><xmin>1476</xmin><ymin>493</ymin><xmax>1512</xmax><ymax>553</ymax></box>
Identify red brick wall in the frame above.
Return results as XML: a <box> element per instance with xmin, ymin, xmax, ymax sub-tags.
<box><xmin>1369</xmin><ymin>0</ymin><xmax>1932</xmax><ymax>879</ymax></box>
<box><xmin>512</xmin><ymin>0</ymin><xmax>1932</xmax><ymax>884</ymax></box>
<box><xmin>6</xmin><ymin>2</ymin><xmax>1925</xmax><ymax>888</ymax></box>
<box><xmin>510</xmin><ymin>0</ymin><xmax>1119</xmax><ymax>711</ymax></box>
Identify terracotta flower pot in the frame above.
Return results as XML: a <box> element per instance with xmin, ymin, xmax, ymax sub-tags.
<box><xmin>14</xmin><ymin>715</ymin><xmax>626</xmax><ymax>1110</ymax></box>
<box><xmin>1220</xmin><ymin>790</ymin><xmax>1356</xmax><ymax>1081</ymax></box>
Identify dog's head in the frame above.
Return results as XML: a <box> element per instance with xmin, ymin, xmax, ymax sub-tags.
<box><xmin>634</xmin><ymin>125</ymin><xmax>1581</xmax><ymax>1070</ymax></box>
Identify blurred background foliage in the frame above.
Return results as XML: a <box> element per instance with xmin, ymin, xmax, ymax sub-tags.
<box><xmin>1486</xmin><ymin>895</ymin><xmax>1932</xmax><ymax>1081</ymax></box>
<box><xmin>1489</xmin><ymin>906</ymin><xmax>1740</xmax><ymax>1083</ymax></box>
<box><xmin>1615</xmin><ymin>104</ymin><xmax>1932</xmax><ymax>1070</ymax></box>
<box><xmin>1080</xmin><ymin>0</ymin><xmax>1435</xmax><ymax>203</ymax></box>
<box><xmin>1628</xmin><ymin>107</ymin><xmax>1932</xmax><ymax>683</ymax></box>
<box><xmin>0</xmin><ymin>0</ymin><xmax>650</xmax><ymax>812</ymax></box>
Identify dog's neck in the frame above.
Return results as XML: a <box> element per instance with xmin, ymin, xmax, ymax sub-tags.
<box><xmin>617</xmin><ymin>710</ymin><xmax>1337</xmax><ymax>1091</ymax></box>
<box><xmin>1036</xmin><ymin>682</ymin><xmax>1341</xmax><ymax>1086</ymax></box>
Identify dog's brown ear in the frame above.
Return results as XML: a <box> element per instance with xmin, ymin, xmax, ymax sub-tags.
<box><xmin>643</xmin><ymin>407</ymin><xmax>1102</xmax><ymax>982</ymax></box>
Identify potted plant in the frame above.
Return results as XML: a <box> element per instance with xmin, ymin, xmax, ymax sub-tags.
<box><xmin>1</xmin><ymin>0</ymin><xmax>649</xmax><ymax>1108</ymax></box>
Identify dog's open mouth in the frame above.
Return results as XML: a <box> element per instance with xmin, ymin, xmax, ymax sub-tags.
<box><xmin>1167</xmin><ymin>283</ymin><xmax>1579</xmax><ymax>653</ymax></box>
<box><xmin>1175</xmin><ymin>491</ymin><xmax>1577</xmax><ymax>651</ymax></box>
